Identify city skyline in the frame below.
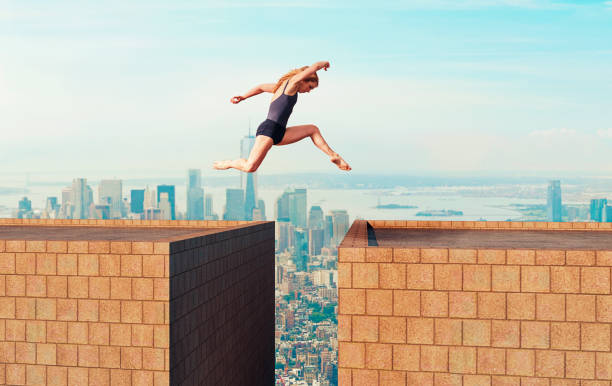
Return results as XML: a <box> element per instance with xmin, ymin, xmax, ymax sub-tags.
<box><xmin>2</xmin><ymin>1</ymin><xmax>611</xmax><ymax>174</ymax></box>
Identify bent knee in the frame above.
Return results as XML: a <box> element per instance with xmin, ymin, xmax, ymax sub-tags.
<box><xmin>244</xmin><ymin>162</ymin><xmax>258</xmax><ymax>173</ymax></box>
<box><xmin>309</xmin><ymin>124</ymin><xmax>320</xmax><ymax>135</ymax></box>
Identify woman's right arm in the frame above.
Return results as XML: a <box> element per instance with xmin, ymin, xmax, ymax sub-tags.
<box><xmin>230</xmin><ymin>83</ymin><xmax>276</xmax><ymax>104</ymax></box>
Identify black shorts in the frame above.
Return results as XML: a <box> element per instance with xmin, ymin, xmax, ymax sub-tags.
<box><xmin>256</xmin><ymin>119</ymin><xmax>286</xmax><ymax>145</ymax></box>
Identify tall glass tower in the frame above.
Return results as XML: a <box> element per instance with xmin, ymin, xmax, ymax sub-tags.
<box><xmin>187</xmin><ymin>169</ymin><xmax>204</xmax><ymax>220</ymax></box>
<box><xmin>546</xmin><ymin>180</ymin><xmax>562</xmax><ymax>222</ymax></box>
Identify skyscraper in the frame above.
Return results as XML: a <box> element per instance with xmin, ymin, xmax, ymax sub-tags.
<box><xmin>546</xmin><ymin>180</ymin><xmax>562</xmax><ymax>222</ymax></box>
<box><xmin>223</xmin><ymin>189</ymin><xmax>244</xmax><ymax>221</ymax></box>
<box><xmin>289</xmin><ymin>188</ymin><xmax>307</xmax><ymax>228</ymax></box>
<box><xmin>331</xmin><ymin>210</ymin><xmax>349</xmax><ymax>246</ymax></box>
<box><xmin>309</xmin><ymin>228</ymin><xmax>324</xmax><ymax>256</ymax></box>
<box><xmin>130</xmin><ymin>189</ymin><xmax>145</xmax><ymax>214</ymax></box>
<box><xmin>71</xmin><ymin>178</ymin><xmax>92</xmax><ymax>219</ymax></box>
<box><xmin>157</xmin><ymin>185</ymin><xmax>176</xmax><ymax>220</ymax></box>
<box><xmin>187</xmin><ymin>169</ymin><xmax>204</xmax><ymax>220</ymax></box>
<box><xmin>159</xmin><ymin>192</ymin><xmax>172</xmax><ymax>220</ymax></box>
<box><xmin>99</xmin><ymin>179</ymin><xmax>122</xmax><ymax>219</ymax></box>
<box><xmin>294</xmin><ymin>228</ymin><xmax>309</xmax><ymax>271</ymax></box>
<box><xmin>590</xmin><ymin>199</ymin><xmax>608</xmax><ymax>222</ymax></box>
<box><xmin>308</xmin><ymin>205</ymin><xmax>324</xmax><ymax>230</ymax></box>
<box><xmin>276</xmin><ymin>190</ymin><xmax>291</xmax><ymax>221</ymax></box>
<box><xmin>324</xmin><ymin>215</ymin><xmax>333</xmax><ymax>247</ymax></box>
<box><xmin>204</xmin><ymin>194</ymin><xmax>216</xmax><ymax>220</ymax></box>
<box><xmin>244</xmin><ymin>173</ymin><xmax>256</xmax><ymax>221</ymax></box>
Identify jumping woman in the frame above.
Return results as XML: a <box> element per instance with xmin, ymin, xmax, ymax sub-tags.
<box><xmin>213</xmin><ymin>60</ymin><xmax>351</xmax><ymax>172</ymax></box>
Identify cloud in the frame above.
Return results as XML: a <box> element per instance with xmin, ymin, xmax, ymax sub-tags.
<box><xmin>597</xmin><ymin>128</ymin><xmax>612</xmax><ymax>138</ymax></box>
<box><xmin>528</xmin><ymin>128</ymin><xmax>577</xmax><ymax>137</ymax></box>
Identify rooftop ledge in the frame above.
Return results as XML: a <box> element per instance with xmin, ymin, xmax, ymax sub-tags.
<box><xmin>340</xmin><ymin>220</ymin><xmax>612</xmax><ymax>251</ymax></box>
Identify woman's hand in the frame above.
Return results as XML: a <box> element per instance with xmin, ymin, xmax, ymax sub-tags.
<box><xmin>230</xmin><ymin>96</ymin><xmax>244</xmax><ymax>104</ymax></box>
<box><xmin>318</xmin><ymin>61</ymin><xmax>330</xmax><ymax>71</ymax></box>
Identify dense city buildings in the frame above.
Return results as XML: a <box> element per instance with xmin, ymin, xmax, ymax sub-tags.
<box><xmin>156</xmin><ymin>185</ymin><xmax>176</xmax><ymax>220</ymax></box>
<box><xmin>546</xmin><ymin>179</ymin><xmax>562</xmax><ymax>222</ymax></box>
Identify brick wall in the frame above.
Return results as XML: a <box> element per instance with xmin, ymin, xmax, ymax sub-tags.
<box><xmin>338</xmin><ymin>220</ymin><xmax>612</xmax><ymax>385</ymax></box>
<box><xmin>0</xmin><ymin>219</ymin><xmax>274</xmax><ymax>386</ymax></box>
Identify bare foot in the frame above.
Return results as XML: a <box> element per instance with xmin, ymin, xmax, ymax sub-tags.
<box><xmin>213</xmin><ymin>160</ymin><xmax>231</xmax><ymax>170</ymax></box>
<box><xmin>330</xmin><ymin>154</ymin><xmax>351</xmax><ymax>171</ymax></box>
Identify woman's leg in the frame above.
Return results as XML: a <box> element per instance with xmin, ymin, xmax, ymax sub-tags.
<box><xmin>213</xmin><ymin>135</ymin><xmax>274</xmax><ymax>172</ymax></box>
<box><xmin>278</xmin><ymin>124</ymin><xmax>351</xmax><ymax>170</ymax></box>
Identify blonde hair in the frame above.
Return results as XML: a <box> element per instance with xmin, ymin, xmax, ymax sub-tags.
<box><xmin>273</xmin><ymin>66</ymin><xmax>319</xmax><ymax>93</ymax></box>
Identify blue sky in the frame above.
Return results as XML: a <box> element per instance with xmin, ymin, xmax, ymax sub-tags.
<box><xmin>1</xmin><ymin>0</ymin><xmax>611</xmax><ymax>177</ymax></box>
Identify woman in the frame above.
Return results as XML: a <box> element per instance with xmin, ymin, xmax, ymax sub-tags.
<box><xmin>213</xmin><ymin>60</ymin><xmax>351</xmax><ymax>172</ymax></box>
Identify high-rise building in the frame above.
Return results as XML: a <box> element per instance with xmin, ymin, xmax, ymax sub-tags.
<box><xmin>187</xmin><ymin>169</ymin><xmax>204</xmax><ymax>220</ymax></box>
<box><xmin>130</xmin><ymin>189</ymin><xmax>145</xmax><ymax>214</ymax></box>
<box><xmin>324</xmin><ymin>215</ymin><xmax>333</xmax><ymax>247</ymax></box>
<box><xmin>294</xmin><ymin>228</ymin><xmax>308</xmax><ymax>271</ymax></box>
<box><xmin>308</xmin><ymin>205</ymin><xmax>324</xmax><ymax>229</ymax></box>
<box><xmin>244</xmin><ymin>173</ymin><xmax>256</xmax><ymax>221</ymax></box>
<box><xmin>309</xmin><ymin>228</ymin><xmax>324</xmax><ymax>256</ymax></box>
<box><xmin>99</xmin><ymin>179</ymin><xmax>122</xmax><ymax>219</ymax></box>
<box><xmin>289</xmin><ymin>189</ymin><xmax>307</xmax><ymax>228</ymax></box>
<box><xmin>71</xmin><ymin>178</ymin><xmax>92</xmax><ymax>219</ymax></box>
<box><xmin>331</xmin><ymin>210</ymin><xmax>349</xmax><ymax>246</ymax></box>
<box><xmin>204</xmin><ymin>194</ymin><xmax>216</xmax><ymax>220</ymax></box>
<box><xmin>253</xmin><ymin>199</ymin><xmax>266</xmax><ymax>221</ymax></box>
<box><xmin>276</xmin><ymin>191</ymin><xmax>291</xmax><ymax>221</ymax></box>
<box><xmin>277</xmin><ymin>220</ymin><xmax>293</xmax><ymax>252</ymax></box>
<box><xmin>157</xmin><ymin>185</ymin><xmax>176</xmax><ymax>220</ymax></box>
<box><xmin>159</xmin><ymin>192</ymin><xmax>172</xmax><ymax>220</ymax></box>
<box><xmin>546</xmin><ymin>180</ymin><xmax>562</xmax><ymax>222</ymax></box>
<box><xmin>223</xmin><ymin>189</ymin><xmax>244</xmax><ymax>221</ymax></box>
<box><xmin>590</xmin><ymin>198</ymin><xmax>608</xmax><ymax>222</ymax></box>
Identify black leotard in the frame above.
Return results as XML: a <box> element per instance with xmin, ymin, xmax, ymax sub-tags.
<box><xmin>256</xmin><ymin>80</ymin><xmax>298</xmax><ymax>144</ymax></box>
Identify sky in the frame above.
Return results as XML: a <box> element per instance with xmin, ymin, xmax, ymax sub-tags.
<box><xmin>1</xmin><ymin>0</ymin><xmax>611</xmax><ymax>178</ymax></box>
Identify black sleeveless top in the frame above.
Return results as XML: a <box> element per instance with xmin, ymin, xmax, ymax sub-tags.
<box><xmin>266</xmin><ymin>80</ymin><xmax>298</xmax><ymax>128</ymax></box>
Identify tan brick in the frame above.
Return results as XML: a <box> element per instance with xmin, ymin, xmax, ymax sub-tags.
<box><xmin>478</xmin><ymin>347</ymin><xmax>505</xmax><ymax>375</ymax></box>
<box><xmin>491</xmin><ymin>376</ymin><xmax>521</xmax><ymax>386</ymax></box>
<box><xmin>380</xmin><ymin>263</ymin><xmax>405</xmax><ymax>289</ymax></box>
<box><xmin>99</xmin><ymin>254</ymin><xmax>121</xmax><ymax>276</ymax></box>
<box><xmin>551</xmin><ymin>322</ymin><xmax>580</xmax><ymax>350</ymax></box>
<box><xmin>521</xmin><ymin>321</ymin><xmax>550</xmax><ymax>348</ymax></box>
<box><xmin>394</xmin><ymin>248</ymin><xmax>420</xmax><ymax>263</ymax></box>
<box><xmin>0</xmin><ymin>252</ymin><xmax>15</xmax><ymax>274</ymax></box>
<box><xmin>6</xmin><ymin>364</ymin><xmax>26</xmax><ymax>385</ymax></box>
<box><xmin>365</xmin><ymin>289</ymin><xmax>392</xmax><ymax>316</ymax></box>
<box><xmin>56</xmin><ymin>344</ymin><xmax>78</xmax><ymax>366</ymax></box>
<box><xmin>132</xmin><ymin>278</ymin><xmax>154</xmax><ymax>300</ymax></box>
<box><xmin>536</xmin><ymin>293</ymin><xmax>565</xmax><ymax>321</ymax></box>
<box><xmin>88</xmin><ymin>277</ymin><xmax>110</xmax><ymax>299</ymax></box>
<box><xmin>15</xmin><ymin>342</ymin><xmax>36</xmax><ymax>364</ymax></box>
<box><xmin>598</xmin><ymin>295</ymin><xmax>612</xmax><ymax>322</ymax></box>
<box><xmin>492</xmin><ymin>265</ymin><xmax>520</xmax><ymax>292</ymax></box>
<box><xmin>506</xmin><ymin>349</ymin><xmax>534</xmax><ymax>376</ymax></box>
<box><xmin>366</xmin><ymin>248</ymin><xmax>392</xmax><ymax>262</ymax></box>
<box><xmin>110</xmin><ymin>324</ymin><xmax>132</xmax><ymax>346</ymax></box>
<box><xmin>7</xmin><ymin>240</ymin><xmax>26</xmax><ymax>252</ymax></box>
<box><xmin>434</xmin><ymin>373</ymin><xmax>462</xmax><ymax>385</ymax></box>
<box><xmin>6</xmin><ymin>319</ymin><xmax>25</xmax><ymax>341</ymax></box>
<box><xmin>507</xmin><ymin>293</ymin><xmax>535</xmax><ymax>320</ymax></box>
<box><xmin>109</xmin><ymin>369</ymin><xmax>130</xmax><ymax>386</ymax></box>
<box><xmin>89</xmin><ymin>368</ymin><xmax>110</xmax><ymax>386</ymax></box>
<box><xmin>131</xmin><ymin>325</ymin><xmax>154</xmax><ymax>347</ymax></box>
<box><xmin>406</xmin><ymin>317</ymin><xmax>433</xmax><ymax>344</ymax></box>
<box><xmin>352</xmin><ymin>263</ymin><xmax>378</xmax><ymax>288</ymax></box>
<box><xmin>78</xmin><ymin>254</ymin><xmax>99</xmax><ymax>276</ymax></box>
<box><xmin>478</xmin><ymin>249</ymin><xmax>506</xmax><ymax>264</ymax></box>
<box><xmin>0</xmin><ymin>342</ymin><xmax>15</xmax><ymax>363</ymax></box>
<box><xmin>67</xmin><ymin>241</ymin><xmax>88</xmax><ymax>253</ymax></box>
<box><xmin>26</xmin><ymin>321</ymin><xmax>46</xmax><ymax>343</ymax></box>
<box><xmin>551</xmin><ymin>266</ymin><xmax>580</xmax><ymax>293</ymax></box>
<box><xmin>435</xmin><ymin>264</ymin><xmax>462</xmax><ymax>290</ymax></box>
<box><xmin>449</xmin><ymin>346</ymin><xmax>476</xmax><ymax>374</ymax></box>
<box><xmin>449</xmin><ymin>291</ymin><xmax>477</xmax><ymax>318</ymax></box>
<box><xmin>142</xmin><ymin>301</ymin><xmax>165</xmax><ymax>324</ymax></box>
<box><xmin>6</xmin><ymin>275</ymin><xmax>25</xmax><ymax>296</ymax></box>
<box><xmin>435</xmin><ymin>319</ymin><xmax>462</xmax><ymax>345</ymax></box>
<box><xmin>68</xmin><ymin>276</ymin><xmax>88</xmax><ymax>298</ymax></box>
<box><xmin>132</xmin><ymin>242</ymin><xmax>153</xmax><ymax>255</ymax></box>
<box><xmin>422</xmin><ymin>291</ymin><xmax>448</xmax><ymax>317</ymax></box>
<box><xmin>567</xmin><ymin>250</ymin><xmax>596</xmax><ymax>266</ymax></box>
<box><xmin>26</xmin><ymin>365</ymin><xmax>45</xmax><ymax>385</ymax></box>
<box><xmin>67</xmin><ymin>323</ymin><xmax>88</xmax><ymax>346</ymax></box>
<box><xmin>352</xmin><ymin>369</ymin><xmax>378</xmax><ymax>386</ymax></box>
<box><xmin>566</xmin><ymin>351</ymin><xmax>595</xmax><ymax>379</ymax></box>
<box><xmin>338</xmin><ymin>314</ymin><xmax>351</xmax><ymax>341</ymax></box>
<box><xmin>37</xmin><ymin>343</ymin><xmax>56</xmax><ymax>365</ymax></box>
<box><xmin>339</xmin><ymin>289</ymin><xmax>366</xmax><ymax>314</ymax></box>
<box><xmin>47</xmin><ymin>366</ymin><xmax>67</xmax><ymax>386</ymax></box>
<box><xmin>421</xmin><ymin>345</ymin><xmax>448</xmax><ymax>372</ymax></box>
<box><xmin>110</xmin><ymin>242</ymin><xmax>131</xmax><ymax>255</ymax></box>
<box><xmin>0</xmin><ymin>297</ymin><xmax>16</xmax><ymax>318</ymax></box>
<box><xmin>365</xmin><ymin>343</ymin><xmax>392</xmax><ymax>369</ymax></box>
<box><xmin>582</xmin><ymin>267</ymin><xmax>611</xmax><ymax>294</ymax></box>
<box><xmin>47</xmin><ymin>241</ymin><xmax>67</xmax><ymax>253</ymax></box>
<box><xmin>463</xmin><ymin>320</ymin><xmax>491</xmax><ymax>346</ymax></box>
<box><xmin>464</xmin><ymin>264</ymin><xmax>491</xmax><ymax>291</ymax></box>
<box><xmin>567</xmin><ymin>294</ymin><xmax>596</xmax><ymax>321</ymax></box>
<box><xmin>380</xmin><ymin>370</ymin><xmax>406</xmax><ymax>385</ymax></box>
<box><xmin>406</xmin><ymin>372</ymin><xmax>433</xmax><ymax>384</ymax></box>
<box><xmin>393</xmin><ymin>290</ymin><xmax>420</xmax><ymax>316</ymax></box>
<box><xmin>536</xmin><ymin>250</ymin><xmax>565</xmax><ymax>265</ymax></box>
<box><xmin>77</xmin><ymin>299</ymin><xmax>98</xmax><ymax>321</ymax></box>
<box><xmin>522</xmin><ymin>266</ymin><xmax>549</xmax><ymax>292</ymax></box>
<box><xmin>121</xmin><ymin>254</ymin><xmax>142</xmax><ymax>276</ymax></box>
<box><xmin>153</xmin><ymin>325</ymin><xmax>169</xmax><ymax>348</ymax></box>
<box><xmin>392</xmin><ymin>344</ymin><xmax>419</xmax><ymax>370</ymax></box>
<box><xmin>36</xmin><ymin>253</ymin><xmax>56</xmax><ymax>274</ymax></box>
<box><xmin>507</xmin><ymin>249</ymin><xmax>535</xmax><ymax>265</ymax></box>
<box><xmin>406</xmin><ymin>264</ymin><xmax>434</xmax><ymax>290</ymax></box>
<box><xmin>26</xmin><ymin>275</ymin><xmax>46</xmax><ymax>297</ymax></box>
<box><xmin>597</xmin><ymin>251</ymin><xmax>612</xmax><ymax>266</ymax></box>
<box><xmin>339</xmin><ymin>342</ymin><xmax>365</xmax><ymax>368</ymax></box>
<box><xmin>47</xmin><ymin>276</ymin><xmax>67</xmax><ymax>298</ymax></box>
<box><xmin>77</xmin><ymin>345</ymin><xmax>99</xmax><ymax>367</ymax></box>
<box><xmin>339</xmin><ymin>248</ymin><xmax>366</xmax><ymax>262</ymax></box>
<box><xmin>491</xmin><ymin>321</ymin><xmax>520</xmax><ymax>348</ymax></box>
<box><xmin>46</xmin><ymin>321</ymin><xmax>67</xmax><ymax>343</ymax></box>
<box><xmin>142</xmin><ymin>348</ymin><xmax>164</xmax><ymax>371</ymax></box>
<box><xmin>449</xmin><ymin>249</ymin><xmax>477</xmax><ymax>263</ymax></box>
<box><xmin>478</xmin><ymin>292</ymin><xmax>506</xmax><ymax>319</ymax></box>
<box><xmin>535</xmin><ymin>352</ymin><xmax>566</xmax><ymax>380</ymax></box>
<box><xmin>380</xmin><ymin>316</ymin><xmax>406</xmax><ymax>343</ymax></box>
<box><xmin>153</xmin><ymin>278</ymin><xmax>168</xmax><ymax>301</ymax></box>
<box><xmin>68</xmin><ymin>367</ymin><xmax>88</xmax><ymax>385</ymax></box>
<box><xmin>25</xmin><ymin>240</ymin><xmax>45</xmax><ymax>253</ymax></box>
<box><xmin>582</xmin><ymin>323</ymin><xmax>611</xmax><ymax>351</ymax></box>
<box><xmin>596</xmin><ymin>352</ymin><xmax>612</xmax><ymax>380</ymax></box>
<box><xmin>56</xmin><ymin>299</ymin><xmax>77</xmax><ymax>321</ymax></box>
<box><xmin>338</xmin><ymin>263</ymin><xmax>351</xmax><ymax>288</ymax></box>
<box><xmin>57</xmin><ymin>254</ymin><xmax>77</xmax><ymax>275</ymax></box>
<box><xmin>421</xmin><ymin>248</ymin><xmax>448</xmax><ymax>263</ymax></box>
<box><xmin>110</xmin><ymin>277</ymin><xmax>132</xmax><ymax>299</ymax></box>
<box><xmin>121</xmin><ymin>301</ymin><xmax>142</xmax><ymax>323</ymax></box>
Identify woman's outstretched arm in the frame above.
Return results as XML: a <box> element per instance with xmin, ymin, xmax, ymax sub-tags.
<box><xmin>230</xmin><ymin>83</ymin><xmax>276</xmax><ymax>104</ymax></box>
<box><xmin>290</xmin><ymin>61</ymin><xmax>330</xmax><ymax>84</ymax></box>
